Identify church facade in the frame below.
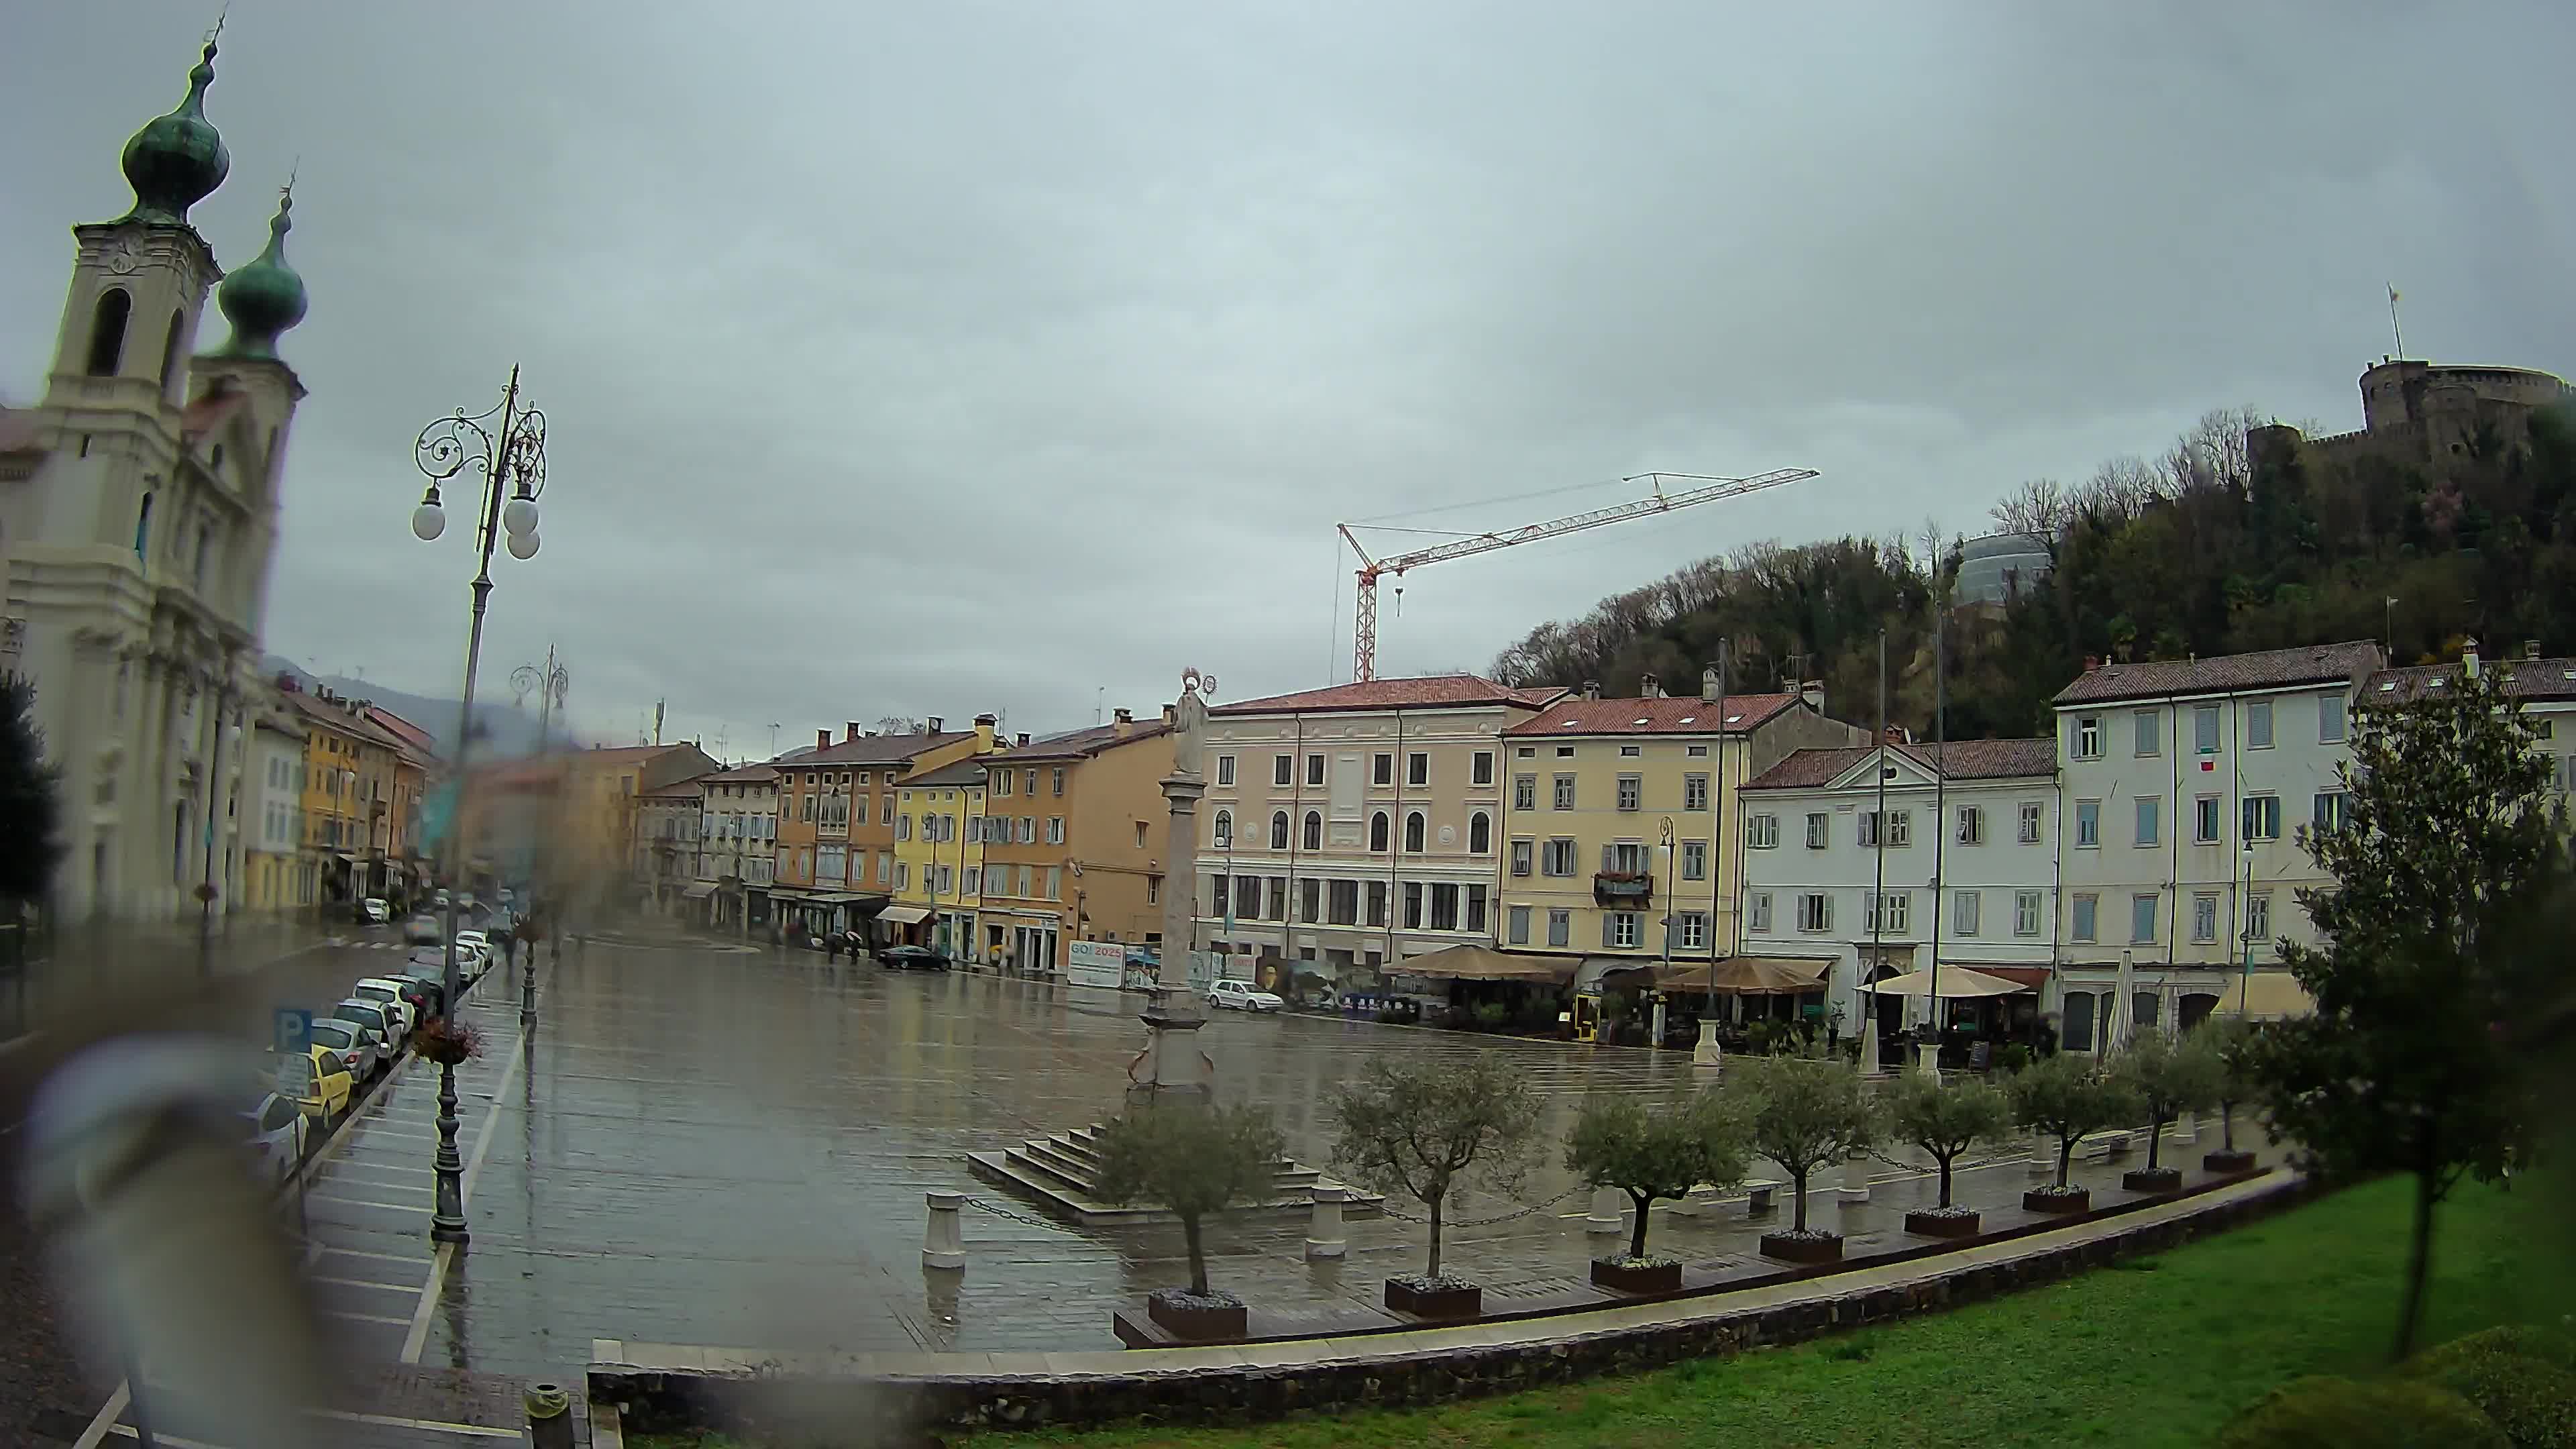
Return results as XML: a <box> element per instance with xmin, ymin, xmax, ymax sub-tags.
<box><xmin>0</xmin><ymin>34</ymin><xmax>312</xmax><ymax>920</ymax></box>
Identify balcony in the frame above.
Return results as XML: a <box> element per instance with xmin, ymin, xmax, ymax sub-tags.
<box><xmin>1593</xmin><ymin>871</ymin><xmax>1653</xmax><ymax>906</ymax></box>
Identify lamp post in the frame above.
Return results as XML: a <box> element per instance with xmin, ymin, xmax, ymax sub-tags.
<box><xmin>2235</xmin><ymin>842</ymin><xmax>2257</xmax><ymax>1015</ymax></box>
<box><xmin>410</xmin><ymin>366</ymin><xmax>549</xmax><ymax>1246</ymax></box>
<box><xmin>1653</xmin><ymin>818</ymin><xmax>1676</xmax><ymax>1051</ymax></box>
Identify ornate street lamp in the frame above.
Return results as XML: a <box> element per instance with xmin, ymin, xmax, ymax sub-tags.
<box><xmin>410</xmin><ymin>366</ymin><xmax>548</xmax><ymax>1246</ymax></box>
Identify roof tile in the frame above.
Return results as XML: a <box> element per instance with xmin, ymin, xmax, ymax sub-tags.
<box><xmin>2367</xmin><ymin>657</ymin><xmax>2576</xmax><ymax>704</ymax></box>
<box><xmin>2052</xmin><ymin>642</ymin><xmax>2382</xmax><ymax>706</ymax></box>
<box><xmin>1505</xmin><ymin>693</ymin><xmax>1799</xmax><ymax>737</ymax></box>
<box><xmin>1744</xmin><ymin>738</ymin><xmax>2056</xmax><ymax>791</ymax></box>
<box><xmin>1212</xmin><ymin>674</ymin><xmax>1562</xmax><ymax>716</ymax></box>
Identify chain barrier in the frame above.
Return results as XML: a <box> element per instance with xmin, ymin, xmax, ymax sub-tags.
<box><xmin>962</xmin><ymin>1195</ymin><xmax>1067</xmax><ymax>1231</ymax></box>
<box><xmin>1373</xmin><ymin>1183</ymin><xmax>1586</xmax><ymax>1228</ymax></box>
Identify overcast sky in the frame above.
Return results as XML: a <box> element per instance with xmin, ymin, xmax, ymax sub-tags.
<box><xmin>8</xmin><ymin>3</ymin><xmax>2572</xmax><ymax>758</ymax></box>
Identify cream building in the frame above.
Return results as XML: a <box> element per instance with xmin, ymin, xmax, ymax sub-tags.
<box><xmin>694</xmin><ymin>762</ymin><xmax>778</xmax><ymax>930</ymax></box>
<box><xmin>240</xmin><ymin>696</ymin><xmax>309</xmax><ymax>912</ymax></box>
<box><xmin>0</xmin><ymin>38</ymin><xmax>311</xmax><ymax>920</ymax></box>
<box><xmin>1193</xmin><ymin>674</ymin><xmax>1561</xmax><ymax>987</ymax></box>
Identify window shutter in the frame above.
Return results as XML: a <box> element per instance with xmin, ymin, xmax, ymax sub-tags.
<box><xmin>1599</xmin><ymin>843</ymin><xmax>1614</xmax><ymax>872</ymax></box>
<box><xmin>1601</xmin><ymin>913</ymin><xmax>1615</xmax><ymax>947</ymax></box>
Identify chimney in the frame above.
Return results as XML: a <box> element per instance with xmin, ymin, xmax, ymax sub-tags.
<box><xmin>924</xmin><ymin>716</ymin><xmax>943</xmax><ymax>734</ymax></box>
<box><xmin>1700</xmin><ymin>667</ymin><xmax>1720</xmax><ymax>703</ymax></box>
<box><xmin>2083</xmin><ymin>654</ymin><xmax>2102</xmax><ymax>673</ymax></box>
<box><xmin>816</xmin><ymin>729</ymin><xmax>830</xmax><ymax>751</ymax></box>
<box><xmin>1638</xmin><ymin>672</ymin><xmax>1660</xmax><ymax>699</ymax></box>
<box><xmin>1884</xmin><ymin>723</ymin><xmax>1909</xmax><ymax>745</ymax></box>
<box><xmin>1015</xmin><ymin>732</ymin><xmax>1031</xmax><ymax>747</ymax></box>
<box><xmin>1801</xmin><ymin>682</ymin><xmax>1825</xmax><ymax>714</ymax></box>
<box><xmin>1113</xmin><ymin>706</ymin><xmax>1134</xmax><ymax>738</ymax></box>
<box><xmin>974</xmin><ymin>712</ymin><xmax>997</xmax><ymax>749</ymax></box>
<box><xmin>846</xmin><ymin>720</ymin><xmax>862</xmax><ymax>743</ymax></box>
<box><xmin>2462</xmin><ymin>638</ymin><xmax>2480</xmax><ymax>680</ymax></box>
<box><xmin>1582</xmin><ymin>680</ymin><xmax>1603</xmax><ymax>701</ymax></box>
<box><xmin>2528</xmin><ymin>639</ymin><xmax>2544</xmax><ymax>661</ymax></box>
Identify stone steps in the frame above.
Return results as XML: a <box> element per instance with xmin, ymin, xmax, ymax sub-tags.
<box><xmin>968</xmin><ymin>1126</ymin><xmax>1380</xmax><ymax>1226</ymax></box>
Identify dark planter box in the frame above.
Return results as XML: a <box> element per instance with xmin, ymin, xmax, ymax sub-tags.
<box><xmin>2023</xmin><ymin>1187</ymin><xmax>2092</xmax><ymax>1214</ymax></box>
<box><xmin>1590</xmin><ymin>1257</ymin><xmax>1683</xmax><ymax>1294</ymax></box>
<box><xmin>2203</xmin><ymin>1148</ymin><xmax>2258</xmax><ymax>1174</ymax></box>
<box><xmin>1383</xmin><ymin>1278</ymin><xmax>1483</xmax><ymax>1319</ymax></box>
<box><xmin>1145</xmin><ymin>1291</ymin><xmax>1248</xmax><ymax>1340</ymax></box>
<box><xmin>1760</xmin><ymin>1231</ymin><xmax>1845</xmax><ymax>1264</ymax></box>
<box><xmin>2123</xmin><ymin>1167</ymin><xmax>2184</xmax><ymax>1194</ymax></box>
<box><xmin>1903</xmin><ymin>1209</ymin><xmax>1982</xmax><ymax>1239</ymax></box>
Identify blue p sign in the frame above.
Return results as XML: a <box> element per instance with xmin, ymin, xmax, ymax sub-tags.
<box><xmin>274</xmin><ymin>1007</ymin><xmax>312</xmax><ymax>1056</ymax></box>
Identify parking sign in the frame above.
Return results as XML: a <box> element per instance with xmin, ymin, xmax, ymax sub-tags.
<box><xmin>274</xmin><ymin>1008</ymin><xmax>312</xmax><ymax>1056</ymax></box>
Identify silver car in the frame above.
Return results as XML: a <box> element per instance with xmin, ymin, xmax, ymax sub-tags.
<box><xmin>305</xmin><ymin>1016</ymin><xmax>379</xmax><ymax>1081</ymax></box>
<box><xmin>330</xmin><ymin>1000</ymin><xmax>398</xmax><ymax>1057</ymax></box>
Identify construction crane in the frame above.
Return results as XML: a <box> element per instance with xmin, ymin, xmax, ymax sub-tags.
<box><xmin>1336</xmin><ymin>468</ymin><xmax>1818</xmax><ymax>682</ymax></box>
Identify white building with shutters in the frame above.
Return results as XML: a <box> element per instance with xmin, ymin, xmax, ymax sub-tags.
<box><xmin>1737</xmin><ymin>739</ymin><xmax>2060</xmax><ymax>1041</ymax></box>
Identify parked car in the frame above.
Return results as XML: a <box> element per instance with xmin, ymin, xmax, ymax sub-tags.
<box><xmin>331</xmin><ymin>999</ymin><xmax>400</xmax><ymax>1057</ymax></box>
<box><xmin>1207</xmin><ymin>979</ymin><xmax>1285</xmax><ymax>1013</ymax></box>
<box><xmin>351</xmin><ymin>980</ymin><xmax>416</xmax><ymax>1038</ymax></box>
<box><xmin>356</xmin><ymin>897</ymin><xmax>391</xmax><ymax>925</ymax></box>
<box><xmin>272</xmin><ymin>1044</ymin><xmax>353</xmax><ymax>1123</ymax></box>
<box><xmin>393</xmin><ymin>972</ymin><xmax>449</xmax><ymax>1016</ymax></box>
<box><xmin>305</xmin><ymin>1016</ymin><xmax>380</xmax><ymax>1082</ymax></box>
<box><xmin>876</xmin><ymin>945</ymin><xmax>951</xmax><ymax>971</ymax></box>
<box><xmin>453</xmin><ymin>929</ymin><xmax>494</xmax><ymax>969</ymax></box>
<box><xmin>403</xmin><ymin>914</ymin><xmax>443</xmax><ymax>946</ymax></box>
<box><xmin>366</xmin><ymin>975</ymin><xmax>433</xmax><ymax>1026</ymax></box>
<box><xmin>241</xmin><ymin>1092</ymin><xmax>305</xmax><ymax>1185</ymax></box>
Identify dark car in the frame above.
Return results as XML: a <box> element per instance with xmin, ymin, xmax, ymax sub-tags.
<box><xmin>877</xmin><ymin>945</ymin><xmax>951</xmax><ymax>971</ymax></box>
<box><xmin>394</xmin><ymin>973</ymin><xmax>449</xmax><ymax>1017</ymax></box>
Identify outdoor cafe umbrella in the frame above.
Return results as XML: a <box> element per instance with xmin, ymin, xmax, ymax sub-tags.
<box><xmin>1862</xmin><ymin>965</ymin><xmax>2029</xmax><ymax>1000</ymax></box>
<box><xmin>1657</xmin><ymin>956</ymin><xmax>1829</xmax><ymax>996</ymax></box>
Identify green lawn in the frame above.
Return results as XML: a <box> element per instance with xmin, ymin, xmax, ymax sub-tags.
<box><xmin>964</xmin><ymin>1172</ymin><xmax>2565</xmax><ymax>1449</ymax></box>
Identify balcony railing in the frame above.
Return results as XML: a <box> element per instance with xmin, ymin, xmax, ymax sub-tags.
<box><xmin>1593</xmin><ymin>871</ymin><xmax>1653</xmax><ymax>905</ymax></box>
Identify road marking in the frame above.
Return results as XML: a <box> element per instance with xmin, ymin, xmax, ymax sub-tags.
<box><xmin>314</xmin><ymin>1275</ymin><xmax>420</xmax><ymax>1294</ymax></box>
<box><xmin>307</xmin><ymin>1194</ymin><xmax>421</xmax><ymax>1212</ymax></box>
<box><xmin>315</xmin><ymin>1407</ymin><xmax>524</xmax><ymax>1438</ymax></box>
<box><xmin>106</xmin><ymin>1424</ymin><xmax>226</xmax><ymax>1448</ymax></box>
<box><xmin>323</xmin><ymin>1161</ymin><xmax>435</xmax><ymax>1177</ymax></box>
<box><xmin>71</xmin><ymin>1382</ymin><xmax>128</xmax><ymax>1449</ymax></box>
<box><xmin>401</xmin><ymin>1030</ymin><xmax>523</xmax><ymax>1364</ymax></box>
<box><xmin>323</xmin><ymin>1309</ymin><xmax>416</xmax><ymax>1326</ymax></box>
<box><xmin>315</xmin><ymin>1245</ymin><xmax>435</xmax><ymax>1266</ymax></box>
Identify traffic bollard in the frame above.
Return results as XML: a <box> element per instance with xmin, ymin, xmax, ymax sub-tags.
<box><xmin>1584</xmin><ymin>1185</ymin><xmax>1624</xmax><ymax>1236</ymax></box>
<box><xmin>524</xmin><ymin>1381</ymin><xmax>573</xmax><ymax>1449</ymax></box>
<box><xmin>1305</xmin><ymin>1184</ymin><xmax>1347</xmax><ymax>1259</ymax></box>
<box><xmin>2028</xmin><ymin>1131</ymin><xmax>2055</xmax><ymax>1179</ymax></box>
<box><xmin>923</xmin><ymin>1190</ymin><xmax>967</xmax><ymax>1270</ymax></box>
<box><xmin>1837</xmin><ymin>1148</ymin><xmax>1870</xmax><ymax>1202</ymax></box>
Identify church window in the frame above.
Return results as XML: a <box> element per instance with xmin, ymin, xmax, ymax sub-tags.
<box><xmin>158</xmin><ymin>310</ymin><xmax>184</xmax><ymax>392</ymax></box>
<box><xmin>87</xmin><ymin>289</ymin><xmax>131</xmax><ymax>376</ymax></box>
<box><xmin>133</xmin><ymin>493</ymin><xmax>154</xmax><ymax>562</ymax></box>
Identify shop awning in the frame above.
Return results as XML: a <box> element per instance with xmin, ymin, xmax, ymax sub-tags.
<box><xmin>1947</xmin><ymin>964</ymin><xmax>2051</xmax><ymax>990</ymax></box>
<box><xmin>1397</xmin><ymin>945</ymin><xmax>1581</xmax><ymax>984</ymax></box>
<box><xmin>1659</xmin><ymin>956</ymin><xmax>1831</xmax><ymax>995</ymax></box>
<box><xmin>1865</xmin><ymin>966</ymin><xmax>2029</xmax><ymax>998</ymax></box>
<box><xmin>680</xmin><ymin>882</ymin><xmax>718</xmax><ymax>900</ymax></box>
<box><xmin>877</xmin><ymin>904</ymin><xmax>932</xmax><ymax>925</ymax></box>
<box><xmin>808</xmin><ymin>892</ymin><xmax>867</xmax><ymax>904</ymax></box>
<box><xmin>2231</xmin><ymin>970</ymin><xmax>2316</xmax><ymax>1020</ymax></box>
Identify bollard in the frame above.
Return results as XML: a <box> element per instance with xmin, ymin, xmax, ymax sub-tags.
<box><xmin>1584</xmin><ymin>1185</ymin><xmax>1625</xmax><ymax>1236</ymax></box>
<box><xmin>923</xmin><ymin>1190</ymin><xmax>967</xmax><ymax>1270</ymax></box>
<box><xmin>2174</xmin><ymin>1110</ymin><xmax>2198</xmax><ymax>1145</ymax></box>
<box><xmin>1305</xmin><ymin>1183</ymin><xmax>1348</xmax><ymax>1259</ymax></box>
<box><xmin>1837</xmin><ymin>1148</ymin><xmax>1870</xmax><ymax>1203</ymax></box>
<box><xmin>524</xmin><ymin>1381</ymin><xmax>574</xmax><ymax>1449</ymax></box>
<box><xmin>2028</xmin><ymin>1130</ymin><xmax>2055</xmax><ymax>1179</ymax></box>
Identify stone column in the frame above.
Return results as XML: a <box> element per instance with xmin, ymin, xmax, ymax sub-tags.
<box><xmin>1838</xmin><ymin>1148</ymin><xmax>1870</xmax><ymax>1202</ymax></box>
<box><xmin>922</xmin><ymin>1191</ymin><xmax>965</xmax><ymax>1270</ymax></box>
<box><xmin>1130</xmin><ymin>674</ymin><xmax>1216</xmax><ymax>1101</ymax></box>
<box><xmin>1585</xmin><ymin>1186</ymin><xmax>1625</xmax><ymax>1236</ymax></box>
<box><xmin>1305</xmin><ymin>1183</ymin><xmax>1348</xmax><ymax>1258</ymax></box>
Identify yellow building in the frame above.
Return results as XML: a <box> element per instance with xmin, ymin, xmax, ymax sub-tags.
<box><xmin>771</xmin><ymin>714</ymin><xmax>999</xmax><ymax>938</ymax></box>
<box><xmin>890</xmin><ymin>756</ymin><xmax>989</xmax><ymax>955</ymax></box>
<box><xmin>974</xmin><ymin>709</ymin><xmax>1174</xmax><ymax>973</ymax></box>
<box><xmin>1497</xmin><ymin>674</ymin><xmax>1863</xmax><ymax>967</ymax></box>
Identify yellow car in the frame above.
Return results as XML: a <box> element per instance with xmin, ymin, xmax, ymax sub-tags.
<box><xmin>272</xmin><ymin>1043</ymin><xmax>353</xmax><ymax>1124</ymax></box>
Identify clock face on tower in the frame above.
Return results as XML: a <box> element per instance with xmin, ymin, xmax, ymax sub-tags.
<box><xmin>104</xmin><ymin>238</ymin><xmax>140</xmax><ymax>275</ymax></box>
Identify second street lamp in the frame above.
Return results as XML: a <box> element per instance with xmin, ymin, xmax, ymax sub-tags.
<box><xmin>410</xmin><ymin>365</ymin><xmax>549</xmax><ymax>1246</ymax></box>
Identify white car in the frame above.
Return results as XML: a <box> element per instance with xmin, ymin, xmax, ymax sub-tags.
<box><xmin>1207</xmin><ymin>979</ymin><xmax>1284</xmax><ymax>1013</ymax></box>
<box><xmin>350</xmin><ymin>978</ymin><xmax>417</xmax><ymax>1038</ymax></box>
<box><xmin>403</xmin><ymin>914</ymin><xmax>443</xmax><ymax>946</ymax></box>
<box><xmin>453</xmin><ymin>930</ymin><xmax>493</xmax><ymax>969</ymax></box>
<box><xmin>241</xmin><ymin>1092</ymin><xmax>305</xmax><ymax>1185</ymax></box>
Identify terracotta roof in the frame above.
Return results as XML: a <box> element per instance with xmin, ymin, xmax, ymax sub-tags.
<box><xmin>1505</xmin><ymin>693</ymin><xmax>1799</xmax><ymax>737</ymax></box>
<box><xmin>784</xmin><ymin>731</ymin><xmax>977</xmax><ymax>767</ymax></box>
<box><xmin>904</xmin><ymin>758</ymin><xmax>990</xmax><ymax>789</ymax></box>
<box><xmin>701</xmin><ymin>763</ymin><xmax>778</xmax><ymax>784</ymax></box>
<box><xmin>1744</xmin><ymin>738</ymin><xmax>2057</xmax><ymax>791</ymax></box>
<box><xmin>2052</xmin><ymin>641</ymin><xmax>2383</xmax><ymax>706</ymax></box>
<box><xmin>2367</xmin><ymin>657</ymin><xmax>2576</xmax><ymax>705</ymax></box>
<box><xmin>362</xmin><ymin>705</ymin><xmax>439</xmax><ymax>761</ymax></box>
<box><xmin>987</xmin><ymin>719</ymin><xmax>1173</xmax><ymax>761</ymax></box>
<box><xmin>1212</xmin><ymin>675</ymin><xmax>1564</xmax><ymax>716</ymax></box>
<box><xmin>284</xmin><ymin>690</ymin><xmax>413</xmax><ymax>752</ymax></box>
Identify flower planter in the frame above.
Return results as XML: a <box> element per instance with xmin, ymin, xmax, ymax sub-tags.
<box><xmin>1589</xmin><ymin>1256</ymin><xmax>1682</xmax><ymax>1294</ymax></box>
<box><xmin>1759</xmin><ymin>1230</ymin><xmax>1845</xmax><ymax>1264</ymax></box>
<box><xmin>1144</xmin><ymin>1289</ymin><xmax>1248</xmax><ymax>1340</ymax></box>
<box><xmin>2023</xmin><ymin>1186</ymin><xmax>2091</xmax><ymax>1214</ymax></box>
<box><xmin>1903</xmin><ymin>1207</ymin><xmax>1983</xmax><ymax>1239</ymax></box>
<box><xmin>2122</xmin><ymin>1167</ymin><xmax>2184</xmax><ymax>1194</ymax></box>
<box><xmin>2203</xmin><ymin>1148</ymin><xmax>2258</xmax><ymax>1175</ymax></box>
<box><xmin>1383</xmin><ymin>1276</ymin><xmax>1483</xmax><ymax>1319</ymax></box>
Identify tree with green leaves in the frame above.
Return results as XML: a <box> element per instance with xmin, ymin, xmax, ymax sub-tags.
<box><xmin>2010</xmin><ymin>1052</ymin><xmax>2140</xmax><ymax>1191</ymax></box>
<box><xmin>1564</xmin><ymin>1092</ymin><xmax>1750</xmax><ymax>1262</ymax></box>
<box><xmin>2109</xmin><ymin>1030</ymin><xmax>2222</xmax><ymax>1175</ymax></box>
<box><xmin>2198</xmin><ymin>1015</ymin><xmax>2260</xmax><ymax>1157</ymax></box>
<box><xmin>1091</xmin><ymin>1103</ymin><xmax>1285</xmax><ymax>1298</ymax></box>
<box><xmin>2247</xmin><ymin>661</ymin><xmax>2565</xmax><ymax>1359</ymax></box>
<box><xmin>1882</xmin><ymin>1072</ymin><xmax>2012</xmax><ymax>1210</ymax></box>
<box><xmin>0</xmin><ymin>677</ymin><xmax>62</xmax><ymax>908</ymax></box>
<box><xmin>1729</xmin><ymin>1053</ymin><xmax>1880</xmax><ymax>1233</ymax></box>
<box><xmin>1328</xmin><ymin>1055</ymin><xmax>1542</xmax><ymax>1281</ymax></box>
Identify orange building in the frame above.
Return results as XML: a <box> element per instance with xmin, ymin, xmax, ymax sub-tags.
<box><xmin>973</xmin><ymin>707</ymin><xmax>1174</xmax><ymax>973</ymax></box>
<box><xmin>770</xmin><ymin>714</ymin><xmax>998</xmax><ymax>938</ymax></box>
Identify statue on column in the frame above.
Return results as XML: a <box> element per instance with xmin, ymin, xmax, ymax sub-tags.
<box><xmin>1171</xmin><ymin>667</ymin><xmax>1215</xmax><ymax>778</ymax></box>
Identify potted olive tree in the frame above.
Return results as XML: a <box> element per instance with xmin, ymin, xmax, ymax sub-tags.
<box><xmin>1731</xmin><ymin>1053</ymin><xmax>1880</xmax><ymax>1263</ymax></box>
<box><xmin>2198</xmin><ymin>1016</ymin><xmax>2261</xmax><ymax>1174</ymax></box>
<box><xmin>1564</xmin><ymin>1092</ymin><xmax>1749</xmax><ymax>1294</ymax></box>
<box><xmin>1329</xmin><ymin>1055</ymin><xmax>1540</xmax><ymax>1319</ymax></box>
<box><xmin>1092</xmin><ymin>1102</ymin><xmax>1285</xmax><ymax>1340</ymax></box>
<box><xmin>2008</xmin><ymin>1052</ymin><xmax>2140</xmax><ymax>1214</ymax></box>
<box><xmin>2109</xmin><ymin>1029</ymin><xmax>2221</xmax><ymax>1193</ymax></box>
<box><xmin>1884</xmin><ymin>1071</ymin><xmax>2013</xmax><ymax>1238</ymax></box>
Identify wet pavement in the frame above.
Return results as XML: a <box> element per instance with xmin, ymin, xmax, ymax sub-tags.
<box><xmin>402</xmin><ymin>933</ymin><xmax>2245</xmax><ymax>1373</ymax></box>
